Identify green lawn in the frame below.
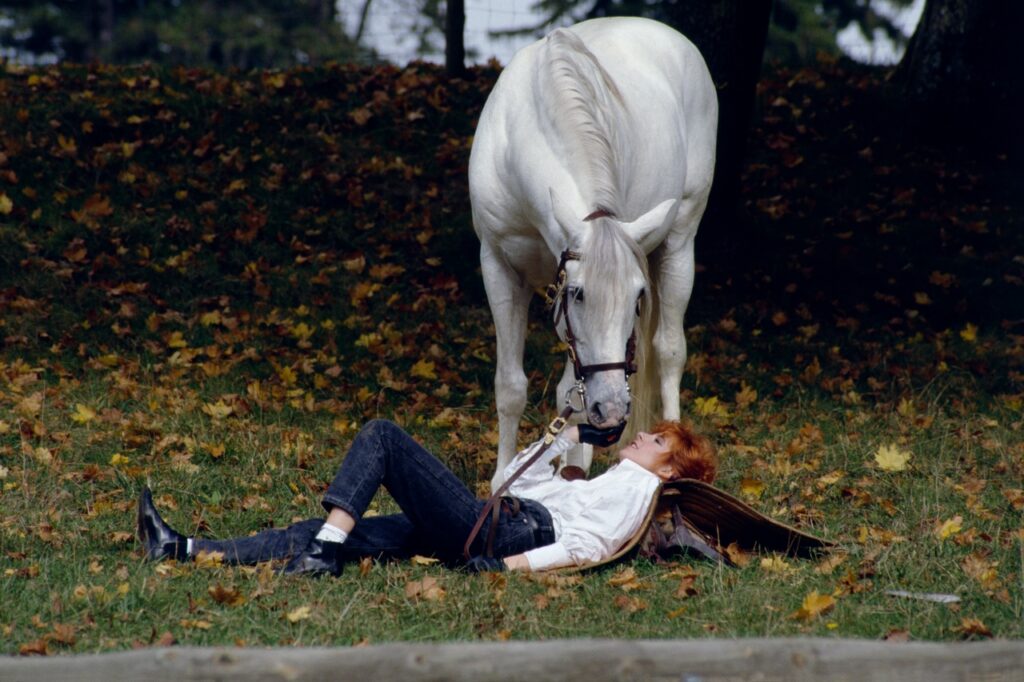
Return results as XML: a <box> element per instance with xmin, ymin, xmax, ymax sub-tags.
<box><xmin>1</xmin><ymin>60</ymin><xmax>1021</xmax><ymax>653</ymax></box>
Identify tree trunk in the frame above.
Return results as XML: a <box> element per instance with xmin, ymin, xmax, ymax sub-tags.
<box><xmin>445</xmin><ymin>0</ymin><xmax>467</xmax><ymax>77</ymax></box>
<box><xmin>896</xmin><ymin>0</ymin><xmax>1024</xmax><ymax>158</ymax></box>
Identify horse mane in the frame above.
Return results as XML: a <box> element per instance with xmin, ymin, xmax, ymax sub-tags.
<box><xmin>544</xmin><ymin>28</ymin><xmax>661</xmax><ymax>434</ymax></box>
<box><xmin>542</xmin><ymin>28</ymin><xmax>627</xmax><ymax>216</ymax></box>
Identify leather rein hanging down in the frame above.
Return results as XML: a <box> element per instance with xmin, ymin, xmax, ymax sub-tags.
<box><xmin>463</xmin><ymin>211</ymin><xmax>639</xmax><ymax>560</ymax></box>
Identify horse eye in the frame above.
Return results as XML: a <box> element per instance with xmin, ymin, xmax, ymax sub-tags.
<box><xmin>635</xmin><ymin>290</ymin><xmax>644</xmax><ymax>316</ymax></box>
<box><xmin>569</xmin><ymin>286</ymin><xmax>584</xmax><ymax>303</ymax></box>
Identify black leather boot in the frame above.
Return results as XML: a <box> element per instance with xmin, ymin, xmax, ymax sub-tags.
<box><xmin>281</xmin><ymin>538</ymin><xmax>343</xmax><ymax>577</ymax></box>
<box><xmin>136</xmin><ymin>487</ymin><xmax>189</xmax><ymax>561</ymax></box>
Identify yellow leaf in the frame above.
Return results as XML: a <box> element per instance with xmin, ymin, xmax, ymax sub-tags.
<box><xmin>109</xmin><ymin>453</ymin><xmax>129</xmax><ymax>467</ymax></box>
<box><xmin>277</xmin><ymin>366</ymin><xmax>297</xmax><ymax>385</ymax></box>
<box><xmin>166</xmin><ymin>331</ymin><xmax>188</xmax><ymax>349</ymax></box>
<box><xmin>935</xmin><ymin>515</ymin><xmax>963</xmax><ymax>541</ymax></box>
<box><xmin>760</xmin><ymin>556</ymin><xmax>792</xmax><ymax>573</ymax></box>
<box><xmin>607</xmin><ymin>566</ymin><xmax>643</xmax><ymax>591</ymax></box>
<box><xmin>896</xmin><ymin>398</ymin><xmax>916</xmax><ymax>418</ymax></box>
<box><xmin>694</xmin><ymin>396</ymin><xmax>729</xmax><ymax>419</ymax></box>
<box><xmin>790</xmin><ymin>590</ymin><xmax>836</xmax><ymax>621</ymax></box>
<box><xmin>202</xmin><ymin>400</ymin><xmax>233</xmax><ymax>419</ymax></box>
<box><xmin>875</xmin><ymin>444</ymin><xmax>911</xmax><ymax>472</ymax></box>
<box><xmin>739</xmin><ymin>478</ymin><xmax>764</xmax><ymax>499</ymax></box>
<box><xmin>291</xmin><ymin>322</ymin><xmax>314</xmax><ymax>341</ymax></box>
<box><xmin>0</xmin><ymin>193</ymin><xmax>12</xmax><ymax>214</ymax></box>
<box><xmin>410</xmin><ymin>555</ymin><xmax>440</xmax><ymax>566</ymax></box>
<box><xmin>179</xmin><ymin>619</ymin><xmax>212</xmax><ymax>630</ymax></box>
<box><xmin>194</xmin><ymin>550</ymin><xmax>224</xmax><ymax>568</ymax></box>
<box><xmin>285</xmin><ymin>605</ymin><xmax>312</xmax><ymax>623</ymax></box>
<box><xmin>199</xmin><ymin>311</ymin><xmax>221</xmax><ymax>326</ymax></box>
<box><xmin>264</xmin><ymin>73</ymin><xmax>287</xmax><ymax>89</ymax></box>
<box><xmin>410</xmin><ymin>358</ymin><xmax>437</xmax><ymax>380</ymax></box>
<box><xmin>959</xmin><ymin>323</ymin><xmax>978</xmax><ymax>343</ymax></box>
<box><xmin>71</xmin><ymin>403</ymin><xmax>97</xmax><ymax>424</ymax></box>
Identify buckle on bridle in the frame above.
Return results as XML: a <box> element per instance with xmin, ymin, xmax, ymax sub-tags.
<box><xmin>565</xmin><ymin>381</ymin><xmax>586</xmax><ymax>413</ymax></box>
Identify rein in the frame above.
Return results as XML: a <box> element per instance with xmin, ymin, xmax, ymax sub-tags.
<box><xmin>463</xmin><ymin>215</ymin><xmax>639</xmax><ymax>561</ymax></box>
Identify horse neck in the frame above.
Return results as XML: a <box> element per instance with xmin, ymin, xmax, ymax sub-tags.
<box><xmin>541</xmin><ymin>29</ymin><xmax>629</xmax><ymax>217</ymax></box>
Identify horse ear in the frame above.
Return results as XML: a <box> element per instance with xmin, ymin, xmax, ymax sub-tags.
<box><xmin>546</xmin><ymin>187</ymin><xmax>579</xmax><ymax>250</ymax></box>
<box><xmin>620</xmin><ymin>199</ymin><xmax>680</xmax><ymax>253</ymax></box>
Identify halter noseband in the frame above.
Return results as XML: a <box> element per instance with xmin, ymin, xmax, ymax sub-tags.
<box><xmin>544</xmin><ymin>241</ymin><xmax>638</xmax><ymax>389</ymax></box>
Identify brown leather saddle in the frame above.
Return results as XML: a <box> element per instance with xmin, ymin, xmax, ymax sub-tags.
<box><xmin>566</xmin><ymin>478</ymin><xmax>834</xmax><ymax>572</ymax></box>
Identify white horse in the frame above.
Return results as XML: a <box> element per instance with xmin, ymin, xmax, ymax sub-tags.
<box><xmin>468</xmin><ymin>17</ymin><xmax>717</xmax><ymax>490</ymax></box>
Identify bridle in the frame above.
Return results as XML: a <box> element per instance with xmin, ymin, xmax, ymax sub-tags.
<box><xmin>543</xmin><ymin>214</ymin><xmax>639</xmax><ymax>409</ymax></box>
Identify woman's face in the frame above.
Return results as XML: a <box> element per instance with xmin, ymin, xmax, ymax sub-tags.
<box><xmin>618</xmin><ymin>431</ymin><xmax>675</xmax><ymax>479</ymax></box>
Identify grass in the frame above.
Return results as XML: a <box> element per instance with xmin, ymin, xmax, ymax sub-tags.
<box><xmin>1</xmin><ymin>58</ymin><xmax>1022</xmax><ymax>653</ymax></box>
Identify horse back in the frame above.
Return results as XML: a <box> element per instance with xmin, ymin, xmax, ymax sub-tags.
<box><xmin>469</xmin><ymin>17</ymin><xmax>716</xmax><ymax>276</ymax></box>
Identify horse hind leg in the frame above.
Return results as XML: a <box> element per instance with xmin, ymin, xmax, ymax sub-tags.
<box><xmin>480</xmin><ymin>246</ymin><xmax>531</xmax><ymax>492</ymax></box>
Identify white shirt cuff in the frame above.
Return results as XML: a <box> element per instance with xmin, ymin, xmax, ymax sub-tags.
<box><xmin>524</xmin><ymin>542</ymin><xmax>572</xmax><ymax>571</ymax></box>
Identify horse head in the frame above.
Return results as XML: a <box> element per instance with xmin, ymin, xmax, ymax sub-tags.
<box><xmin>547</xmin><ymin>189</ymin><xmax>680</xmax><ymax>428</ymax></box>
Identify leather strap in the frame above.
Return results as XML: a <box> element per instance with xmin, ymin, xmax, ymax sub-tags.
<box><xmin>464</xmin><ymin>404</ymin><xmax>575</xmax><ymax>559</ymax></box>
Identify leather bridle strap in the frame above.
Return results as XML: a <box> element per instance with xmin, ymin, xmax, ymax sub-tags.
<box><xmin>463</xmin><ymin>403</ymin><xmax>575</xmax><ymax>560</ymax></box>
<box><xmin>551</xmin><ymin>249</ymin><xmax>638</xmax><ymax>382</ymax></box>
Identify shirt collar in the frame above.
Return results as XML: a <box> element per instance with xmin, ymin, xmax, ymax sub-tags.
<box><xmin>614</xmin><ymin>458</ymin><xmax>661</xmax><ymax>480</ymax></box>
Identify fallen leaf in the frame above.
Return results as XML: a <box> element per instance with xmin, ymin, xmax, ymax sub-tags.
<box><xmin>285</xmin><ymin>605</ymin><xmax>312</xmax><ymax>623</ymax></box>
<box><xmin>608</xmin><ymin>567</ymin><xmax>646</xmax><ymax>592</ymax></box>
<box><xmin>760</xmin><ymin>556</ymin><xmax>792</xmax><ymax>573</ymax></box>
<box><xmin>208</xmin><ymin>584</ymin><xmax>245</xmax><ymax>606</ymax></box>
<box><xmin>934</xmin><ymin>515</ymin><xmax>963</xmax><ymax>541</ymax></box>
<box><xmin>874</xmin><ymin>444</ymin><xmax>910</xmax><ymax>472</ymax></box>
<box><xmin>71</xmin><ymin>403</ymin><xmax>96</xmax><ymax>424</ymax></box>
<box><xmin>739</xmin><ymin>478</ymin><xmax>764</xmax><ymax>499</ymax></box>
<box><xmin>405</xmin><ymin>576</ymin><xmax>445</xmax><ymax>602</ymax></box>
<box><xmin>790</xmin><ymin>590</ymin><xmax>836</xmax><ymax>621</ymax></box>
<box><xmin>194</xmin><ymin>550</ymin><xmax>224</xmax><ymax>568</ymax></box>
<box><xmin>613</xmin><ymin>594</ymin><xmax>647</xmax><ymax>613</ymax></box>
<box><xmin>954</xmin><ymin>617</ymin><xmax>992</xmax><ymax>639</ymax></box>
<box><xmin>410</xmin><ymin>358</ymin><xmax>437</xmax><ymax>380</ymax></box>
<box><xmin>883</xmin><ymin>628</ymin><xmax>910</xmax><ymax>642</ymax></box>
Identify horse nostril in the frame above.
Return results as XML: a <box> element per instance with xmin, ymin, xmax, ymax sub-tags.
<box><xmin>590</xmin><ymin>402</ymin><xmax>605</xmax><ymax>424</ymax></box>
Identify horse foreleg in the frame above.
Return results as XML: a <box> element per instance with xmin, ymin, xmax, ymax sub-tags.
<box><xmin>481</xmin><ymin>248</ymin><xmax>531</xmax><ymax>492</ymax></box>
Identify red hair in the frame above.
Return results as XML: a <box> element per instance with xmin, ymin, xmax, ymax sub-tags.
<box><xmin>651</xmin><ymin>420</ymin><xmax>717</xmax><ymax>483</ymax></box>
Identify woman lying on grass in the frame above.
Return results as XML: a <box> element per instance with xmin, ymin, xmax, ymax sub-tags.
<box><xmin>137</xmin><ymin>418</ymin><xmax>716</xmax><ymax>576</ymax></box>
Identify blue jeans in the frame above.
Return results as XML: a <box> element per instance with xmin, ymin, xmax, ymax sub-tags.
<box><xmin>194</xmin><ymin>420</ymin><xmax>554</xmax><ymax>566</ymax></box>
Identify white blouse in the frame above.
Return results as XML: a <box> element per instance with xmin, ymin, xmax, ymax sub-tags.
<box><xmin>502</xmin><ymin>434</ymin><xmax>662</xmax><ymax>571</ymax></box>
